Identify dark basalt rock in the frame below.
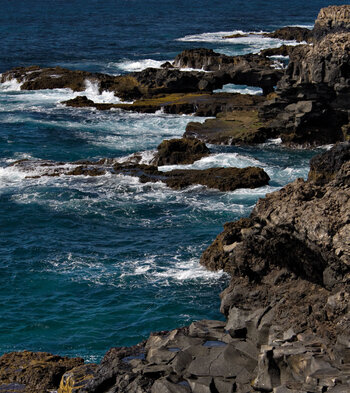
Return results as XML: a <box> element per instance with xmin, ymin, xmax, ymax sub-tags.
<box><xmin>0</xmin><ymin>351</ymin><xmax>83</xmax><ymax>393</ymax></box>
<box><xmin>173</xmin><ymin>49</ymin><xmax>283</xmax><ymax>95</ymax></box>
<box><xmin>152</xmin><ymin>138</ymin><xmax>210</xmax><ymax>166</ymax></box>
<box><xmin>308</xmin><ymin>142</ymin><xmax>350</xmax><ymax>185</ymax></box>
<box><xmin>260</xmin><ymin>45</ymin><xmax>293</xmax><ymax>57</ymax></box>
<box><xmin>0</xmin><ymin>66</ymin><xmax>94</xmax><ymax>91</ymax></box>
<box><xmin>259</xmin><ymin>29</ymin><xmax>350</xmax><ymax>146</ymax></box>
<box><xmin>173</xmin><ymin>48</ymin><xmax>275</xmax><ymax>72</ymax></box>
<box><xmin>63</xmin><ymin>92</ymin><xmax>265</xmax><ymax>117</ymax></box>
<box><xmin>264</xmin><ymin>26</ymin><xmax>313</xmax><ymax>42</ymax></box>
<box><xmin>9</xmin><ymin>158</ymin><xmax>270</xmax><ymax>192</ymax></box>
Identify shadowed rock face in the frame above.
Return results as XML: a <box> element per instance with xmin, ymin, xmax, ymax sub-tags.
<box><xmin>259</xmin><ymin>29</ymin><xmax>350</xmax><ymax>145</ymax></box>
<box><xmin>152</xmin><ymin>138</ymin><xmax>210</xmax><ymax>166</ymax></box>
<box><xmin>173</xmin><ymin>48</ymin><xmax>283</xmax><ymax>95</ymax></box>
<box><xmin>308</xmin><ymin>142</ymin><xmax>350</xmax><ymax>184</ymax></box>
<box><xmin>263</xmin><ymin>26</ymin><xmax>313</xmax><ymax>42</ymax></box>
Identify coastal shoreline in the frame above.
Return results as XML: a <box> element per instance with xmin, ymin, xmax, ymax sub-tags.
<box><xmin>1</xmin><ymin>4</ymin><xmax>350</xmax><ymax>393</ymax></box>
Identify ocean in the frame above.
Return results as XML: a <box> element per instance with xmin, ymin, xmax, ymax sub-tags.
<box><xmin>0</xmin><ymin>0</ymin><xmax>341</xmax><ymax>362</ymax></box>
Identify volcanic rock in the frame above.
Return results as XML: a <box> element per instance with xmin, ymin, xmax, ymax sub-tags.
<box><xmin>152</xmin><ymin>138</ymin><xmax>210</xmax><ymax>166</ymax></box>
<box><xmin>264</xmin><ymin>26</ymin><xmax>313</xmax><ymax>42</ymax></box>
<box><xmin>260</xmin><ymin>45</ymin><xmax>293</xmax><ymax>57</ymax></box>
<box><xmin>173</xmin><ymin>49</ymin><xmax>283</xmax><ymax>95</ymax></box>
<box><xmin>259</xmin><ymin>29</ymin><xmax>350</xmax><ymax>145</ymax></box>
<box><xmin>185</xmin><ymin>109</ymin><xmax>274</xmax><ymax>145</ymax></box>
<box><xmin>9</xmin><ymin>158</ymin><xmax>270</xmax><ymax>192</ymax></box>
<box><xmin>63</xmin><ymin>92</ymin><xmax>265</xmax><ymax>116</ymax></box>
<box><xmin>313</xmin><ymin>5</ymin><xmax>350</xmax><ymax>39</ymax></box>
<box><xmin>308</xmin><ymin>141</ymin><xmax>350</xmax><ymax>185</ymax></box>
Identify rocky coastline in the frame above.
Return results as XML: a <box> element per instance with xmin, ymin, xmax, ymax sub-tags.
<box><xmin>1</xmin><ymin>5</ymin><xmax>349</xmax><ymax>393</ymax></box>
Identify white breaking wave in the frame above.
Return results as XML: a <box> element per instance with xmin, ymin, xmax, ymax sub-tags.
<box><xmin>176</xmin><ymin>30</ymin><xmax>265</xmax><ymax>42</ymax></box>
<box><xmin>109</xmin><ymin>59</ymin><xmax>171</xmax><ymax>73</ymax></box>
<box><xmin>0</xmin><ymin>74</ymin><xmax>23</xmax><ymax>91</ymax></box>
<box><xmin>81</xmin><ymin>79</ymin><xmax>123</xmax><ymax>103</ymax></box>
<box><xmin>213</xmin><ymin>84</ymin><xmax>262</xmax><ymax>95</ymax></box>
<box><xmin>159</xmin><ymin>152</ymin><xmax>265</xmax><ymax>172</ymax></box>
<box><xmin>176</xmin><ymin>30</ymin><xmax>305</xmax><ymax>56</ymax></box>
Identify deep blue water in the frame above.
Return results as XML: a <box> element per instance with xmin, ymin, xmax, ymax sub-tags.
<box><xmin>0</xmin><ymin>0</ymin><xmax>341</xmax><ymax>362</ymax></box>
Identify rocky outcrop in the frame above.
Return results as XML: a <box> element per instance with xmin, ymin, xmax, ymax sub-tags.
<box><xmin>0</xmin><ymin>351</ymin><xmax>83</xmax><ymax>393</ymax></box>
<box><xmin>152</xmin><ymin>138</ymin><xmax>210</xmax><ymax>166</ymax></box>
<box><xmin>173</xmin><ymin>49</ymin><xmax>274</xmax><ymax>72</ymax></box>
<box><xmin>185</xmin><ymin>109</ymin><xmax>274</xmax><ymax>145</ymax></box>
<box><xmin>260</xmin><ymin>45</ymin><xmax>293</xmax><ymax>58</ymax></box>
<box><xmin>201</xmin><ymin>143</ymin><xmax>349</xmax><ymax>286</ymax></box>
<box><xmin>9</xmin><ymin>158</ymin><xmax>270</xmax><ymax>192</ymax></box>
<box><xmin>263</xmin><ymin>26</ymin><xmax>313</xmax><ymax>42</ymax></box>
<box><xmin>0</xmin><ymin>66</ymin><xmax>93</xmax><ymax>91</ymax></box>
<box><xmin>259</xmin><ymin>29</ymin><xmax>350</xmax><ymax>145</ymax></box>
<box><xmin>308</xmin><ymin>141</ymin><xmax>350</xmax><ymax>184</ymax></box>
<box><xmin>313</xmin><ymin>5</ymin><xmax>350</xmax><ymax>39</ymax></box>
<box><xmin>173</xmin><ymin>49</ymin><xmax>283</xmax><ymax>95</ymax></box>
<box><xmin>63</xmin><ymin>92</ymin><xmax>265</xmax><ymax>116</ymax></box>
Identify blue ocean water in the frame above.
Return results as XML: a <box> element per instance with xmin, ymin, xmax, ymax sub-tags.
<box><xmin>0</xmin><ymin>0</ymin><xmax>341</xmax><ymax>362</ymax></box>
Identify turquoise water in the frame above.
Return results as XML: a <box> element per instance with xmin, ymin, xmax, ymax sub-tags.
<box><xmin>0</xmin><ymin>0</ymin><xmax>335</xmax><ymax>362</ymax></box>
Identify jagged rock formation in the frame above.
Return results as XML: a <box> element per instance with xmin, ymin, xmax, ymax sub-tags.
<box><xmin>313</xmin><ymin>5</ymin><xmax>350</xmax><ymax>39</ymax></box>
<box><xmin>185</xmin><ymin>6</ymin><xmax>350</xmax><ymax>147</ymax></box>
<box><xmin>9</xmin><ymin>158</ymin><xmax>270</xmax><ymax>192</ymax></box>
<box><xmin>173</xmin><ymin>49</ymin><xmax>283</xmax><ymax>95</ymax></box>
<box><xmin>258</xmin><ymin>6</ymin><xmax>350</xmax><ymax>146</ymax></box>
<box><xmin>199</xmin><ymin>143</ymin><xmax>350</xmax><ymax>391</ymax></box>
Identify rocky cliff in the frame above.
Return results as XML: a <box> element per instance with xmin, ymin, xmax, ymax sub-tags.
<box><xmin>313</xmin><ymin>5</ymin><xmax>350</xmax><ymax>39</ymax></box>
<box><xmin>258</xmin><ymin>5</ymin><xmax>350</xmax><ymax>146</ymax></box>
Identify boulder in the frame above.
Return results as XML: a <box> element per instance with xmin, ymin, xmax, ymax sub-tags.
<box><xmin>152</xmin><ymin>138</ymin><xmax>210</xmax><ymax>166</ymax></box>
